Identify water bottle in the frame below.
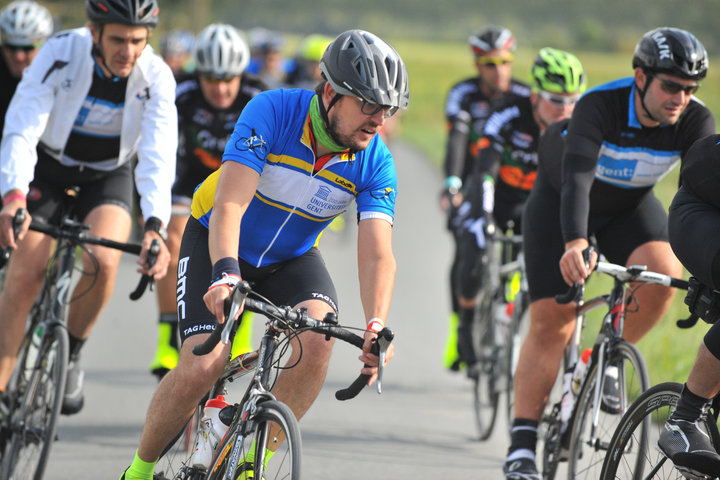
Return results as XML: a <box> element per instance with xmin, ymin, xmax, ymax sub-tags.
<box><xmin>191</xmin><ymin>395</ymin><xmax>234</xmax><ymax>469</ymax></box>
<box><xmin>560</xmin><ymin>348</ymin><xmax>592</xmax><ymax>431</ymax></box>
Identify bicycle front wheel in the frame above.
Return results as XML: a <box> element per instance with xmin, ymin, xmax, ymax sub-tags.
<box><xmin>210</xmin><ymin>400</ymin><xmax>301</xmax><ymax>480</ymax></box>
<box><xmin>600</xmin><ymin>382</ymin><xmax>682</xmax><ymax>480</ymax></box>
<box><xmin>568</xmin><ymin>340</ymin><xmax>649</xmax><ymax>480</ymax></box>
<box><xmin>472</xmin><ymin>291</ymin><xmax>499</xmax><ymax>441</ymax></box>
<box><xmin>1</xmin><ymin>324</ymin><xmax>68</xmax><ymax>480</ymax></box>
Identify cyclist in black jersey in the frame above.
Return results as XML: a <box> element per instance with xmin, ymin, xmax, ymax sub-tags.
<box><xmin>505</xmin><ymin>28</ymin><xmax>716</xmax><ymax>480</ymax></box>
<box><xmin>149</xmin><ymin>23</ymin><xmax>268</xmax><ymax>379</ymax></box>
<box><xmin>656</xmin><ymin>134</ymin><xmax>720</xmax><ymax>478</ymax></box>
<box><xmin>442</xmin><ymin>25</ymin><xmax>531</xmax><ymax>371</ymax></box>
<box><xmin>453</xmin><ymin>48</ymin><xmax>586</xmax><ymax>374</ymax></box>
<box><xmin>0</xmin><ymin>0</ymin><xmax>175</xmax><ymax>418</ymax></box>
<box><xmin>0</xmin><ymin>0</ymin><xmax>53</xmax><ymax>135</ymax></box>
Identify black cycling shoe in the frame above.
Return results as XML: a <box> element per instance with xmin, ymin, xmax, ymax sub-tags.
<box><xmin>503</xmin><ymin>457</ymin><xmax>541</xmax><ymax>480</ymax></box>
<box><xmin>600</xmin><ymin>367</ymin><xmax>621</xmax><ymax>414</ymax></box>
<box><xmin>61</xmin><ymin>356</ymin><xmax>84</xmax><ymax>415</ymax></box>
<box><xmin>658</xmin><ymin>415</ymin><xmax>720</xmax><ymax>479</ymax></box>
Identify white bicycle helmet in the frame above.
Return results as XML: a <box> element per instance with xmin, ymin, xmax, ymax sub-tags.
<box><xmin>0</xmin><ymin>0</ymin><xmax>53</xmax><ymax>46</ymax></box>
<box><xmin>319</xmin><ymin>29</ymin><xmax>409</xmax><ymax>110</ymax></box>
<box><xmin>194</xmin><ymin>24</ymin><xmax>249</xmax><ymax>78</ymax></box>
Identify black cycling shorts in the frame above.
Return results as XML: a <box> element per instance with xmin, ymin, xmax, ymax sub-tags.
<box><xmin>176</xmin><ymin>217</ymin><xmax>339</xmax><ymax>342</ymax></box>
<box><xmin>28</xmin><ymin>150</ymin><xmax>133</xmax><ymax>223</ymax></box>
<box><xmin>523</xmin><ymin>176</ymin><xmax>669</xmax><ymax>301</ymax></box>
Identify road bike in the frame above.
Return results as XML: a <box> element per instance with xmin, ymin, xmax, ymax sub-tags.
<box><xmin>472</xmin><ymin>223</ymin><xmax>529</xmax><ymax>441</ymax></box>
<box><xmin>601</xmin><ymin>282</ymin><xmax>720</xmax><ymax>480</ymax></box>
<box><xmin>154</xmin><ymin>280</ymin><xmax>394</xmax><ymax>480</ymax></box>
<box><xmin>0</xmin><ymin>205</ymin><xmax>157</xmax><ymax>480</ymax></box>
<box><xmin>540</xmin><ymin>252</ymin><xmax>688</xmax><ymax>480</ymax></box>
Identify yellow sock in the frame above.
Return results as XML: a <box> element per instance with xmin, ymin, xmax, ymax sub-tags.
<box><xmin>121</xmin><ymin>451</ymin><xmax>156</xmax><ymax>480</ymax></box>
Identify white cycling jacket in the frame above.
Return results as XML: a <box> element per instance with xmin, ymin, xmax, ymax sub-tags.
<box><xmin>0</xmin><ymin>27</ymin><xmax>177</xmax><ymax>224</ymax></box>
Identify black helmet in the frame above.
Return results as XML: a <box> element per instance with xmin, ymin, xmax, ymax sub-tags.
<box><xmin>468</xmin><ymin>25</ymin><xmax>516</xmax><ymax>56</ymax></box>
<box><xmin>86</xmin><ymin>0</ymin><xmax>159</xmax><ymax>28</ymax></box>
<box><xmin>319</xmin><ymin>29</ymin><xmax>409</xmax><ymax>110</ymax></box>
<box><xmin>632</xmin><ymin>27</ymin><xmax>708</xmax><ymax>80</ymax></box>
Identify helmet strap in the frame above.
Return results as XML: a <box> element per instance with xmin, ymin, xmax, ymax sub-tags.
<box><xmin>634</xmin><ymin>73</ymin><xmax>659</xmax><ymax>124</ymax></box>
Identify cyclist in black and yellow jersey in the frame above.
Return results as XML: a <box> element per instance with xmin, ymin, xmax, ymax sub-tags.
<box><xmin>442</xmin><ymin>25</ymin><xmax>531</xmax><ymax>371</ymax></box>
<box><xmin>149</xmin><ymin>23</ymin><xmax>267</xmax><ymax>379</ymax></box>
<box><xmin>452</xmin><ymin>48</ymin><xmax>586</xmax><ymax>374</ymax></box>
<box><xmin>505</xmin><ymin>28</ymin><xmax>715</xmax><ymax>480</ymax></box>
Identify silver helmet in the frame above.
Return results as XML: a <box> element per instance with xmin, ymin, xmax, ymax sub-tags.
<box><xmin>194</xmin><ymin>24</ymin><xmax>249</xmax><ymax>78</ymax></box>
<box><xmin>319</xmin><ymin>29</ymin><xmax>409</xmax><ymax>110</ymax></box>
<box><xmin>0</xmin><ymin>0</ymin><xmax>53</xmax><ymax>46</ymax></box>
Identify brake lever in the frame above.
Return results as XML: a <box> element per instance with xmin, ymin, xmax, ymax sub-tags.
<box><xmin>374</xmin><ymin>328</ymin><xmax>394</xmax><ymax>394</ymax></box>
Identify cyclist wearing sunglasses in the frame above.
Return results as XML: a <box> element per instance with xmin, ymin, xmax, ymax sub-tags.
<box><xmin>119</xmin><ymin>29</ymin><xmax>408</xmax><ymax>480</ymax></box>
<box><xmin>148</xmin><ymin>23</ymin><xmax>268</xmax><ymax>380</ymax></box>
<box><xmin>0</xmin><ymin>0</ymin><xmax>53</xmax><ymax>135</ymax></box>
<box><xmin>505</xmin><ymin>27</ymin><xmax>715</xmax><ymax>480</ymax></box>
<box><xmin>452</xmin><ymin>47</ymin><xmax>585</xmax><ymax>376</ymax></box>
<box><xmin>442</xmin><ymin>25</ymin><xmax>531</xmax><ymax>371</ymax></box>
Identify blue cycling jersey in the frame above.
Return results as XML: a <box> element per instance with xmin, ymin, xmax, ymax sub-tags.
<box><xmin>191</xmin><ymin>88</ymin><xmax>397</xmax><ymax>267</ymax></box>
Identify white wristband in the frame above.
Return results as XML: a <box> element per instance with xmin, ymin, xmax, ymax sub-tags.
<box><xmin>366</xmin><ymin>318</ymin><xmax>384</xmax><ymax>333</ymax></box>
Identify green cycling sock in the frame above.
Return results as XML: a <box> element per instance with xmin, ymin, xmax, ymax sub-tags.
<box><xmin>121</xmin><ymin>450</ymin><xmax>156</xmax><ymax>480</ymax></box>
<box><xmin>243</xmin><ymin>439</ymin><xmax>275</xmax><ymax>470</ymax></box>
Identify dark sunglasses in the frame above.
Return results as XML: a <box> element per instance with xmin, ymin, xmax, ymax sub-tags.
<box><xmin>359</xmin><ymin>98</ymin><xmax>398</xmax><ymax>119</ymax></box>
<box><xmin>649</xmin><ymin>73</ymin><xmax>700</xmax><ymax>95</ymax></box>
<box><xmin>201</xmin><ymin>75</ymin><xmax>237</xmax><ymax>84</ymax></box>
<box><xmin>3</xmin><ymin>44</ymin><xmax>35</xmax><ymax>53</ymax></box>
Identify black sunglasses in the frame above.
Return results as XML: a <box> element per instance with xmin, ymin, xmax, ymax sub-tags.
<box><xmin>648</xmin><ymin>73</ymin><xmax>700</xmax><ymax>95</ymax></box>
<box><xmin>359</xmin><ymin>98</ymin><xmax>398</xmax><ymax>119</ymax></box>
<box><xmin>3</xmin><ymin>44</ymin><xmax>35</xmax><ymax>53</ymax></box>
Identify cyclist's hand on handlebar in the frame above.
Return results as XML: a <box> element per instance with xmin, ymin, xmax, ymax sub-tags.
<box><xmin>359</xmin><ymin>326</ymin><xmax>395</xmax><ymax>386</ymax></box>
<box><xmin>0</xmin><ymin>200</ymin><xmax>31</xmax><ymax>249</ymax></box>
<box><xmin>137</xmin><ymin>230</ymin><xmax>170</xmax><ymax>279</ymax></box>
<box><xmin>559</xmin><ymin>238</ymin><xmax>597</xmax><ymax>286</ymax></box>
<box><xmin>203</xmin><ymin>275</ymin><xmax>243</xmax><ymax>324</ymax></box>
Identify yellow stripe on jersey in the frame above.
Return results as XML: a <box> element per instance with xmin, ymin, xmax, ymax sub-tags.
<box><xmin>191</xmin><ymin>167</ymin><xmax>222</xmax><ymax>219</ymax></box>
<box><xmin>267</xmin><ymin>153</ymin><xmax>313</xmax><ymax>173</ymax></box>
<box><xmin>253</xmin><ymin>191</ymin><xmax>333</xmax><ymax>222</ymax></box>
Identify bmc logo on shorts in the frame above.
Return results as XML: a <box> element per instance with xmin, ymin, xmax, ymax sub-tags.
<box><xmin>177</xmin><ymin>256</ymin><xmax>189</xmax><ymax>320</ymax></box>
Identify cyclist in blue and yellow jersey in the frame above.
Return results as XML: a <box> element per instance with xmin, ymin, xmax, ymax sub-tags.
<box><xmin>442</xmin><ymin>25</ymin><xmax>531</xmax><ymax>371</ymax></box>
<box><xmin>453</xmin><ymin>47</ymin><xmax>586</xmax><ymax>375</ymax></box>
<box><xmin>0</xmin><ymin>0</ymin><xmax>53</xmax><ymax>135</ymax></box>
<box><xmin>657</xmin><ymin>133</ymin><xmax>720</xmax><ymax>479</ymax></box>
<box><xmin>159</xmin><ymin>29</ymin><xmax>194</xmax><ymax>76</ymax></box>
<box><xmin>505</xmin><ymin>28</ymin><xmax>715</xmax><ymax>480</ymax></box>
<box><xmin>149</xmin><ymin>23</ymin><xmax>268</xmax><ymax>379</ymax></box>
<box><xmin>119</xmin><ymin>29</ymin><xmax>408</xmax><ymax>480</ymax></box>
<box><xmin>0</xmin><ymin>0</ymin><xmax>175</xmax><ymax>418</ymax></box>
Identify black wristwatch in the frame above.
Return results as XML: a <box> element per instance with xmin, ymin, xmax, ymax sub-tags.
<box><xmin>144</xmin><ymin>216</ymin><xmax>168</xmax><ymax>241</ymax></box>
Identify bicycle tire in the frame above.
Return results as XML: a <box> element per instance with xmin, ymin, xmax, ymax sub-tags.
<box><xmin>600</xmin><ymin>382</ymin><xmax>683</xmax><ymax>480</ymax></box>
<box><xmin>472</xmin><ymin>288</ymin><xmax>500</xmax><ymax>441</ymax></box>
<box><xmin>209</xmin><ymin>400</ymin><xmax>301</xmax><ymax>480</ymax></box>
<box><xmin>567</xmin><ymin>339</ymin><xmax>649</xmax><ymax>480</ymax></box>
<box><xmin>1</xmin><ymin>323</ymin><xmax>68</xmax><ymax>480</ymax></box>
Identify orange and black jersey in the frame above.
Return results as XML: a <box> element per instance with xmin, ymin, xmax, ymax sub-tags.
<box><xmin>474</xmin><ymin>94</ymin><xmax>540</xmax><ymax>206</ymax></box>
<box><xmin>443</xmin><ymin>76</ymin><xmax>530</xmax><ymax>184</ymax></box>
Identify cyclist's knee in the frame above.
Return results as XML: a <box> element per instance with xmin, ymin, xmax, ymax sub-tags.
<box><xmin>175</xmin><ymin>342</ymin><xmax>227</xmax><ymax>392</ymax></box>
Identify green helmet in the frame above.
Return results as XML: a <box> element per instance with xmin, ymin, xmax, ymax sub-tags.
<box><xmin>530</xmin><ymin>47</ymin><xmax>586</xmax><ymax>94</ymax></box>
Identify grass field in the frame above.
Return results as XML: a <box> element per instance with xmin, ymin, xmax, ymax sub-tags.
<box><xmin>391</xmin><ymin>37</ymin><xmax>720</xmax><ymax>385</ymax></box>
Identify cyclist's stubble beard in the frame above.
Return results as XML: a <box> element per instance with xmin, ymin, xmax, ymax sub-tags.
<box><xmin>326</xmin><ymin>112</ymin><xmax>376</xmax><ymax>152</ymax></box>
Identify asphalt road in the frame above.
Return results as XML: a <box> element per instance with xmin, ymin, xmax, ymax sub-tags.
<box><xmin>43</xmin><ymin>141</ymin><xmax>512</xmax><ymax>479</ymax></box>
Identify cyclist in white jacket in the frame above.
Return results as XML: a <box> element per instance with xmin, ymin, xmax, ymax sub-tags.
<box><xmin>0</xmin><ymin>0</ymin><xmax>175</xmax><ymax>416</ymax></box>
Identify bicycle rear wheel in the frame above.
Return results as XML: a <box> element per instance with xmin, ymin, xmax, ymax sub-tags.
<box><xmin>600</xmin><ymin>382</ymin><xmax>682</xmax><ymax>480</ymax></box>
<box><xmin>1</xmin><ymin>323</ymin><xmax>68</xmax><ymax>480</ymax></box>
<box><xmin>209</xmin><ymin>400</ymin><xmax>301</xmax><ymax>480</ymax></box>
<box><xmin>153</xmin><ymin>405</ymin><xmax>204</xmax><ymax>480</ymax></box>
<box><xmin>472</xmin><ymin>290</ymin><xmax>499</xmax><ymax>441</ymax></box>
<box><xmin>567</xmin><ymin>340</ymin><xmax>649</xmax><ymax>480</ymax></box>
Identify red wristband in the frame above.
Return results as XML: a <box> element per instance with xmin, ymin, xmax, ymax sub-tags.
<box><xmin>367</xmin><ymin>319</ymin><xmax>384</xmax><ymax>333</ymax></box>
<box><xmin>3</xmin><ymin>193</ymin><xmax>26</xmax><ymax>206</ymax></box>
